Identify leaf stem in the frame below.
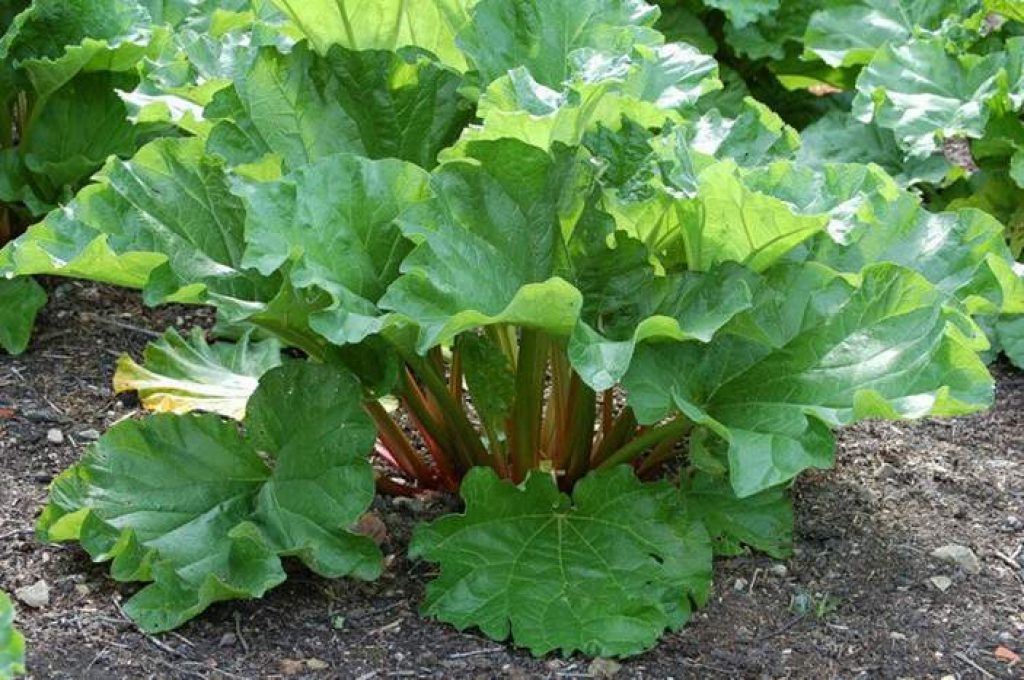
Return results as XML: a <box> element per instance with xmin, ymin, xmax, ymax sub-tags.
<box><xmin>561</xmin><ymin>372</ymin><xmax>597</xmax><ymax>485</ymax></box>
<box><xmin>592</xmin><ymin>407</ymin><xmax>638</xmax><ymax>464</ymax></box>
<box><xmin>401</xmin><ymin>350</ymin><xmax>491</xmax><ymax>469</ymax></box>
<box><xmin>598</xmin><ymin>416</ymin><xmax>690</xmax><ymax>470</ymax></box>
<box><xmin>365</xmin><ymin>400</ymin><xmax>436</xmax><ymax>484</ymax></box>
<box><xmin>508</xmin><ymin>328</ymin><xmax>548</xmax><ymax>481</ymax></box>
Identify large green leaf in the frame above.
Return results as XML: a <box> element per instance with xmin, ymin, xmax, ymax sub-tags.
<box><xmin>0</xmin><ymin>0</ymin><xmax>159</xmax><ymax>99</ymax></box>
<box><xmin>569</xmin><ymin>262</ymin><xmax>760</xmax><ymax>390</ymax></box>
<box><xmin>0</xmin><ymin>137</ymin><xmax>278</xmax><ymax>311</ymax></box>
<box><xmin>410</xmin><ymin>466</ymin><xmax>712</xmax><ymax>657</ymax></box>
<box><xmin>624</xmin><ymin>263</ymin><xmax>993</xmax><ymax>497</ymax></box>
<box><xmin>682</xmin><ymin>160</ymin><xmax>828</xmax><ymax>272</ymax></box>
<box><xmin>681</xmin><ymin>472</ymin><xmax>793</xmax><ymax>558</ymax></box>
<box><xmin>456</xmin><ymin>0</ymin><xmax>662</xmax><ymax>88</ymax></box>
<box><xmin>797</xmin><ymin>111</ymin><xmax>952</xmax><ymax>186</ymax></box>
<box><xmin>804</xmin><ymin>0</ymin><xmax>972</xmax><ymax>67</ymax></box>
<box><xmin>0</xmin><ymin>276</ymin><xmax>46</xmax><ymax>355</ymax></box>
<box><xmin>380</xmin><ymin>140</ymin><xmax>592</xmax><ymax>350</ymax></box>
<box><xmin>852</xmin><ymin>38</ymin><xmax>1006</xmax><ymax>156</ymax></box>
<box><xmin>114</xmin><ymin>328</ymin><xmax>283</xmax><ymax>419</ymax></box>
<box><xmin>205</xmin><ymin>43</ymin><xmax>471</xmax><ymax>171</ymax></box>
<box><xmin>453</xmin><ymin>42</ymin><xmax>719</xmax><ymax>152</ymax></box>
<box><xmin>239</xmin><ymin>153</ymin><xmax>431</xmax><ymax>344</ymax></box>
<box><xmin>0</xmin><ymin>591</ymin><xmax>25</xmax><ymax>680</ymax></box>
<box><xmin>21</xmin><ymin>71</ymin><xmax>138</xmax><ymax>192</ymax></box>
<box><xmin>38</xmin><ymin>361</ymin><xmax>381</xmax><ymax>633</ymax></box>
<box><xmin>271</xmin><ymin>0</ymin><xmax>474</xmax><ymax>71</ymax></box>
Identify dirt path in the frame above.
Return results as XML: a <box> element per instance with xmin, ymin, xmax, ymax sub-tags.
<box><xmin>1</xmin><ymin>281</ymin><xmax>1022</xmax><ymax>679</ymax></box>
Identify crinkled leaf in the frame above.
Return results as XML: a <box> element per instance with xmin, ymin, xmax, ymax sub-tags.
<box><xmin>804</xmin><ymin>0</ymin><xmax>972</xmax><ymax>67</ymax></box>
<box><xmin>21</xmin><ymin>72</ymin><xmax>138</xmax><ymax>191</ymax></box>
<box><xmin>206</xmin><ymin>43</ymin><xmax>471</xmax><ymax>171</ymax></box>
<box><xmin>569</xmin><ymin>262</ymin><xmax>760</xmax><ymax>391</ymax></box>
<box><xmin>0</xmin><ymin>276</ymin><xmax>46</xmax><ymax>355</ymax></box>
<box><xmin>0</xmin><ymin>137</ymin><xmax>278</xmax><ymax>310</ymax></box>
<box><xmin>38</xmin><ymin>362</ymin><xmax>380</xmax><ymax>633</ymax></box>
<box><xmin>239</xmin><ymin>153</ymin><xmax>430</xmax><ymax>345</ymax></box>
<box><xmin>997</xmin><ymin>313</ymin><xmax>1024</xmax><ymax>368</ymax></box>
<box><xmin>624</xmin><ymin>263</ymin><xmax>993</xmax><ymax>497</ymax></box>
<box><xmin>722</xmin><ymin>0</ymin><xmax>823</xmax><ymax>61</ymax></box>
<box><xmin>0</xmin><ymin>591</ymin><xmax>25</xmax><ymax>680</ymax></box>
<box><xmin>245</xmin><ymin>362</ymin><xmax>382</xmax><ymax>579</ymax></box>
<box><xmin>457</xmin><ymin>0</ymin><xmax>662</xmax><ymax>88</ymax></box>
<box><xmin>114</xmin><ymin>328</ymin><xmax>283</xmax><ymax>419</ymax></box>
<box><xmin>798</xmin><ymin>111</ymin><xmax>952</xmax><ymax>186</ymax></box>
<box><xmin>454</xmin><ymin>43</ymin><xmax>719</xmax><ymax>151</ymax></box>
<box><xmin>271</xmin><ymin>0</ymin><xmax>474</xmax><ymax>71</ymax></box>
<box><xmin>852</xmin><ymin>38</ymin><xmax>1006</xmax><ymax>156</ymax></box>
<box><xmin>685</xmin><ymin>160</ymin><xmax>828</xmax><ymax>272</ymax></box>
<box><xmin>0</xmin><ymin>0</ymin><xmax>158</xmax><ymax>99</ymax></box>
<box><xmin>703</xmin><ymin>0</ymin><xmax>779</xmax><ymax>29</ymax></box>
<box><xmin>380</xmin><ymin>140</ymin><xmax>593</xmax><ymax>351</ymax></box>
<box><xmin>410</xmin><ymin>466</ymin><xmax>712</xmax><ymax>657</ymax></box>
<box><xmin>682</xmin><ymin>472</ymin><xmax>794</xmax><ymax>558</ymax></box>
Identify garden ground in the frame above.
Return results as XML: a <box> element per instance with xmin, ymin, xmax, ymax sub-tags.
<box><xmin>1</xmin><ymin>280</ymin><xmax>1021</xmax><ymax>679</ymax></box>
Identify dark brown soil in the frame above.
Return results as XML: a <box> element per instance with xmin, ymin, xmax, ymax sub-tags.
<box><xmin>2</xmin><ymin>281</ymin><xmax>1022</xmax><ymax>680</ymax></box>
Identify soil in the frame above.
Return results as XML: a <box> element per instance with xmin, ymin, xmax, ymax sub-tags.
<box><xmin>1</xmin><ymin>280</ymin><xmax>1022</xmax><ymax>680</ymax></box>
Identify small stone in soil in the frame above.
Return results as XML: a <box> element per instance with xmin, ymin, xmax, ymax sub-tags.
<box><xmin>1002</xmin><ymin>515</ymin><xmax>1022</xmax><ymax>532</ymax></box>
<box><xmin>770</xmin><ymin>564</ymin><xmax>788</xmax><ymax>578</ymax></box>
<box><xmin>218</xmin><ymin>633</ymin><xmax>236</xmax><ymax>647</ymax></box>
<box><xmin>733</xmin><ymin>578</ymin><xmax>749</xmax><ymax>592</ymax></box>
<box><xmin>306</xmin><ymin>658</ymin><xmax>329</xmax><ymax>671</ymax></box>
<box><xmin>15</xmin><ymin>580</ymin><xmax>50</xmax><ymax>608</ymax></box>
<box><xmin>46</xmin><ymin>428</ymin><xmax>64</xmax><ymax>444</ymax></box>
<box><xmin>279</xmin><ymin>659</ymin><xmax>304</xmax><ymax>676</ymax></box>
<box><xmin>588</xmin><ymin>658</ymin><xmax>622</xmax><ymax>678</ymax></box>
<box><xmin>930</xmin><ymin>544</ymin><xmax>981</xmax><ymax>574</ymax></box>
<box><xmin>78</xmin><ymin>429</ymin><xmax>101</xmax><ymax>441</ymax></box>
<box><xmin>929</xmin><ymin>575</ymin><xmax>953</xmax><ymax>592</ymax></box>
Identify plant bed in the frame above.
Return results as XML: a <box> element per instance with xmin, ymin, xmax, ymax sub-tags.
<box><xmin>1</xmin><ymin>282</ymin><xmax>1021</xmax><ymax>678</ymax></box>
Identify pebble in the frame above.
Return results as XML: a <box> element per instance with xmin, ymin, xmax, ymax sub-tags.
<box><xmin>46</xmin><ymin>428</ymin><xmax>64</xmax><ymax>444</ymax></box>
<box><xmin>733</xmin><ymin>578</ymin><xmax>749</xmax><ymax>592</ymax></box>
<box><xmin>587</xmin><ymin>658</ymin><xmax>622</xmax><ymax>678</ymax></box>
<box><xmin>1002</xmin><ymin>515</ymin><xmax>1022</xmax><ymax>532</ymax></box>
<box><xmin>999</xmin><ymin>631</ymin><xmax>1015</xmax><ymax>644</ymax></box>
<box><xmin>931</xmin><ymin>544</ymin><xmax>981</xmax><ymax>575</ymax></box>
<box><xmin>929</xmin><ymin>575</ymin><xmax>953</xmax><ymax>592</ymax></box>
<box><xmin>306</xmin><ymin>659</ymin><xmax>329</xmax><ymax>671</ymax></box>
<box><xmin>218</xmin><ymin>633</ymin><xmax>237</xmax><ymax>647</ymax></box>
<box><xmin>770</xmin><ymin>564</ymin><xmax>788</xmax><ymax>578</ymax></box>
<box><xmin>78</xmin><ymin>429</ymin><xmax>101</xmax><ymax>441</ymax></box>
<box><xmin>15</xmin><ymin>580</ymin><xmax>50</xmax><ymax>608</ymax></box>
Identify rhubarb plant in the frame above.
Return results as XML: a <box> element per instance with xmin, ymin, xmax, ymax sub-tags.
<box><xmin>4</xmin><ymin>0</ymin><xmax>1021</xmax><ymax>658</ymax></box>
<box><xmin>0</xmin><ymin>0</ymin><xmax>289</xmax><ymax>352</ymax></box>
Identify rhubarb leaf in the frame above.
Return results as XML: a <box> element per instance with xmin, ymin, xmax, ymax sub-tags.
<box><xmin>411</xmin><ymin>466</ymin><xmax>712</xmax><ymax>657</ymax></box>
<box><xmin>271</xmin><ymin>0</ymin><xmax>473</xmax><ymax>71</ymax></box>
<box><xmin>682</xmin><ymin>472</ymin><xmax>793</xmax><ymax>558</ymax></box>
<box><xmin>114</xmin><ymin>328</ymin><xmax>283</xmax><ymax>420</ymax></box>
<box><xmin>625</xmin><ymin>264</ymin><xmax>993</xmax><ymax>497</ymax></box>
<box><xmin>206</xmin><ymin>43</ymin><xmax>471</xmax><ymax>171</ymax></box>
<box><xmin>0</xmin><ymin>276</ymin><xmax>46</xmax><ymax>355</ymax></box>
<box><xmin>456</xmin><ymin>0</ymin><xmax>662</xmax><ymax>88</ymax></box>
<box><xmin>37</xmin><ymin>362</ymin><xmax>380</xmax><ymax>632</ymax></box>
<box><xmin>239</xmin><ymin>153</ymin><xmax>430</xmax><ymax>345</ymax></box>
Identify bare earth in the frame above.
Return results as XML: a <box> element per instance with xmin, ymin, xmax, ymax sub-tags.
<box><xmin>1</xmin><ymin>281</ymin><xmax>1022</xmax><ymax>679</ymax></box>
